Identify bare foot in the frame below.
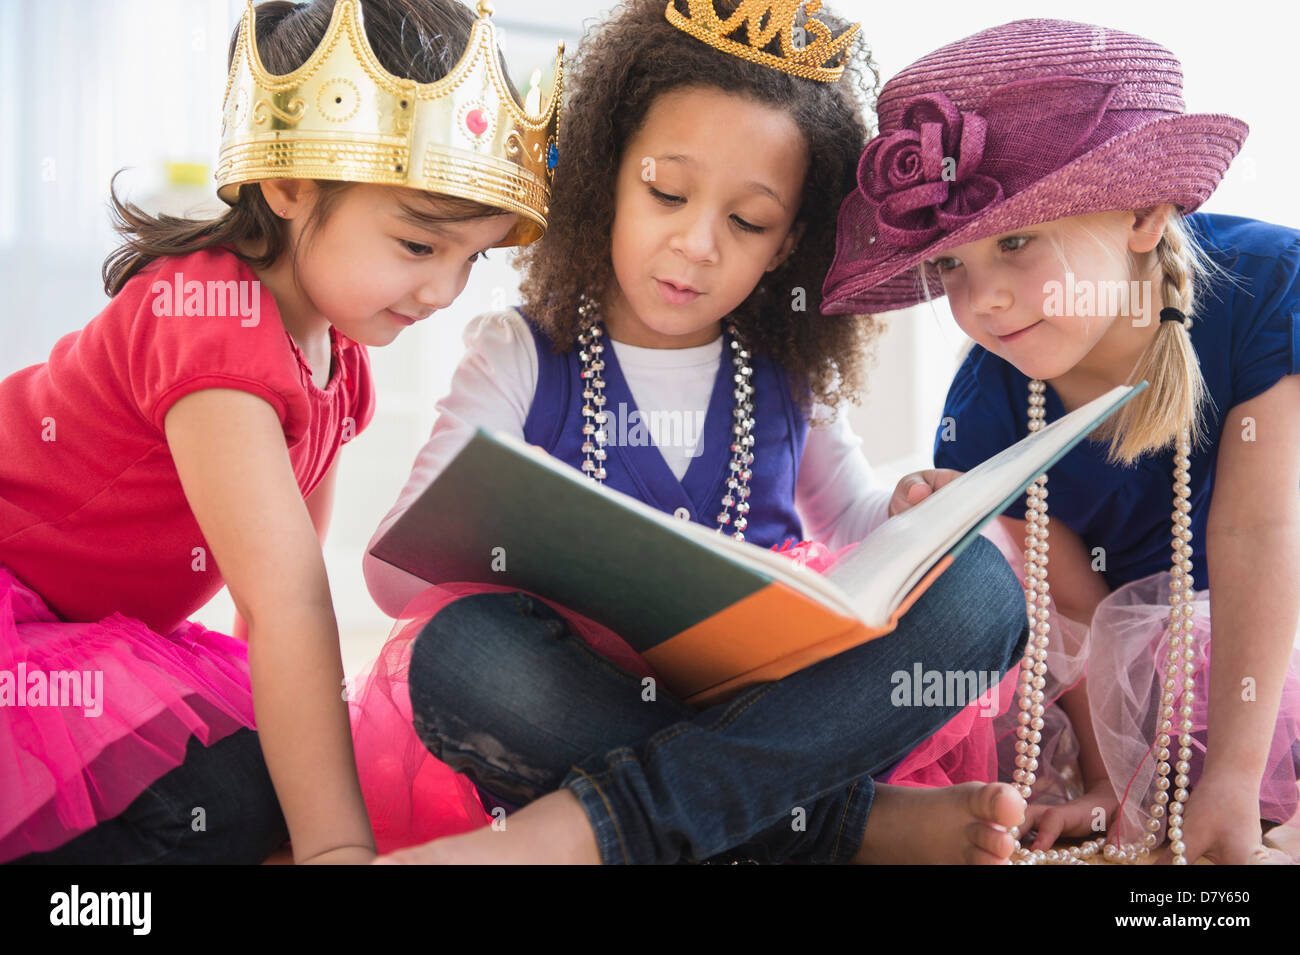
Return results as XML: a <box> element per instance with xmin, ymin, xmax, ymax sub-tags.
<box><xmin>372</xmin><ymin>788</ymin><xmax>603</xmax><ymax>865</ymax></box>
<box><xmin>853</xmin><ymin>781</ymin><xmax>1026</xmax><ymax>865</ymax></box>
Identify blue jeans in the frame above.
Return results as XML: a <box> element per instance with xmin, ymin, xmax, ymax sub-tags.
<box><xmin>8</xmin><ymin>728</ymin><xmax>288</xmax><ymax>865</ymax></box>
<box><xmin>407</xmin><ymin>534</ymin><xmax>1028</xmax><ymax>865</ymax></box>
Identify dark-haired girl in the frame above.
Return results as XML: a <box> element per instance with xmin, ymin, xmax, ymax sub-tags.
<box><xmin>1</xmin><ymin>0</ymin><xmax>550</xmax><ymax>864</ymax></box>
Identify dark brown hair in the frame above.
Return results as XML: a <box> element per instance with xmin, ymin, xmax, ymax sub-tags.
<box><xmin>101</xmin><ymin>0</ymin><xmax>513</xmax><ymax>297</ymax></box>
<box><xmin>515</xmin><ymin>0</ymin><xmax>883</xmax><ymax>413</ymax></box>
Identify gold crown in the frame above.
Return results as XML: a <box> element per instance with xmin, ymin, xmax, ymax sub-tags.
<box><xmin>665</xmin><ymin>0</ymin><xmax>858</xmax><ymax>82</ymax></box>
<box><xmin>216</xmin><ymin>0</ymin><xmax>563</xmax><ymax>246</ymax></box>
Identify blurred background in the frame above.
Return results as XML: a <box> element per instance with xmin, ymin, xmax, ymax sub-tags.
<box><xmin>1</xmin><ymin>0</ymin><xmax>1295</xmax><ymax>676</ymax></box>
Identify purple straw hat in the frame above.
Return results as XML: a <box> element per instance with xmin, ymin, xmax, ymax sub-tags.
<box><xmin>820</xmin><ymin>19</ymin><xmax>1248</xmax><ymax>315</ymax></box>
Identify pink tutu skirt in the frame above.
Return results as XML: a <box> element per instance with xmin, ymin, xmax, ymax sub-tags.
<box><xmin>0</xmin><ymin>564</ymin><xmax>257</xmax><ymax>861</ymax></box>
<box><xmin>957</xmin><ymin>523</ymin><xmax>1300</xmax><ymax>845</ymax></box>
<box><xmin>347</xmin><ymin>580</ymin><xmax>661</xmax><ymax>853</ymax></box>
<box><xmin>1089</xmin><ymin>572</ymin><xmax>1300</xmax><ymax>842</ymax></box>
<box><xmin>349</xmin><ymin>539</ymin><xmax>1026</xmax><ymax>853</ymax></box>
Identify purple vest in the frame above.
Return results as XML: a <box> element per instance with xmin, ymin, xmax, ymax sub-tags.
<box><xmin>519</xmin><ymin>312</ymin><xmax>808</xmax><ymax>549</ymax></box>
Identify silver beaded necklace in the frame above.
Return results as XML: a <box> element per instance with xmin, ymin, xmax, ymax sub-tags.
<box><xmin>574</xmin><ymin>301</ymin><xmax>757</xmax><ymax>541</ymax></box>
<box><xmin>1011</xmin><ymin>378</ymin><xmax>1195</xmax><ymax>865</ymax></box>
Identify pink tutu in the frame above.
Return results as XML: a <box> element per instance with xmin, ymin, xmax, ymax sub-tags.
<box><xmin>0</xmin><ymin>564</ymin><xmax>257</xmax><ymax>861</ymax></box>
<box><xmin>347</xmin><ymin>581</ymin><xmax>662</xmax><ymax>853</ymax></box>
<box><xmin>1090</xmin><ymin>572</ymin><xmax>1300</xmax><ymax>842</ymax></box>
<box><xmin>939</xmin><ymin>522</ymin><xmax>1300</xmax><ymax>844</ymax></box>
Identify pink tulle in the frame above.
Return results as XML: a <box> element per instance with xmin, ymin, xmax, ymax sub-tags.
<box><xmin>771</xmin><ymin>537</ymin><xmax>856</xmax><ymax>572</ymax></box>
<box><xmin>920</xmin><ymin>521</ymin><xmax>1300</xmax><ymax>843</ymax></box>
<box><xmin>1089</xmin><ymin>573</ymin><xmax>1300</xmax><ymax>840</ymax></box>
<box><xmin>0</xmin><ymin>564</ymin><xmax>257</xmax><ymax>862</ymax></box>
<box><xmin>347</xmin><ymin>581</ymin><xmax>659</xmax><ymax>853</ymax></box>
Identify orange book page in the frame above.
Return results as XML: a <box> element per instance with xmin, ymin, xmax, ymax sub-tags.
<box><xmin>648</xmin><ymin>555</ymin><xmax>956</xmax><ymax>707</ymax></box>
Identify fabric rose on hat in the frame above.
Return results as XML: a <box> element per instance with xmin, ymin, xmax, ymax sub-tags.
<box><xmin>861</xmin><ymin>93</ymin><xmax>1004</xmax><ymax>247</ymax></box>
<box><xmin>858</xmin><ymin>79</ymin><xmax>1119</xmax><ymax>249</ymax></box>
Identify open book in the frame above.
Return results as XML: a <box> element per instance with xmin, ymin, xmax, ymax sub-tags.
<box><xmin>371</xmin><ymin>383</ymin><xmax>1144</xmax><ymax>705</ymax></box>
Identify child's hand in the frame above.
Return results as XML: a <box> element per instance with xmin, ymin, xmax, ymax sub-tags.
<box><xmin>889</xmin><ymin>469</ymin><xmax>963</xmax><ymax>517</ymax></box>
<box><xmin>1157</xmin><ymin>771</ymin><xmax>1289</xmax><ymax>865</ymax></box>
<box><xmin>1020</xmin><ymin>782</ymin><xmax>1119</xmax><ymax>850</ymax></box>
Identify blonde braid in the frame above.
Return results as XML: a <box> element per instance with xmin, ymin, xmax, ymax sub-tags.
<box><xmin>1094</xmin><ymin>214</ymin><xmax>1211</xmax><ymax>465</ymax></box>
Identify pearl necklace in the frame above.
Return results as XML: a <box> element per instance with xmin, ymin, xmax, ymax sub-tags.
<box><xmin>1011</xmin><ymin>379</ymin><xmax>1195</xmax><ymax>865</ymax></box>
<box><xmin>574</xmin><ymin>303</ymin><xmax>757</xmax><ymax>540</ymax></box>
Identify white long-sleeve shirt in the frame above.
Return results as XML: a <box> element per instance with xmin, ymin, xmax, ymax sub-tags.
<box><xmin>363</xmin><ymin>309</ymin><xmax>893</xmax><ymax>617</ymax></box>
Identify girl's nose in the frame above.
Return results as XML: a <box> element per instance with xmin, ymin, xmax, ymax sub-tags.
<box><xmin>966</xmin><ymin>267</ymin><xmax>1014</xmax><ymax>317</ymax></box>
<box><xmin>668</xmin><ymin>210</ymin><xmax>720</xmax><ymax>265</ymax></box>
<box><xmin>415</xmin><ymin>269</ymin><xmax>461</xmax><ymax>313</ymax></box>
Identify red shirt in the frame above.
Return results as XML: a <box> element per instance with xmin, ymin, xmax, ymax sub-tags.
<box><xmin>0</xmin><ymin>246</ymin><xmax>375</xmax><ymax>634</ymax></box>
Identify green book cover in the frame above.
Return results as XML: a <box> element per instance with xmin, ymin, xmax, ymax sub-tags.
<box><xmin>369</xmin><ymin>431</ymin><xmax>773</xmax><ymax>653</ymax></box>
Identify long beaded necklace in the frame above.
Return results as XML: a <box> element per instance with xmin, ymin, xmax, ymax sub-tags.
<box><xmin>574</xmin><ymin>301</ymin><xmax>757</xmax><ymax>540</ymax></box>
<box><xmin>1011</xmin><ymin>374</ymin><xmax>1196</xmax><ymax>865</ymax></box>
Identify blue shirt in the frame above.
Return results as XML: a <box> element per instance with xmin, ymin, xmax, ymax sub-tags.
<box><xmin>933</xmin><ymin>213</ymin><xmax>1300</xmax><ymax>590</ymax></box>
<box><xmin>519</xmin><ymin>315</ymin><xmax>809</xmax><ymax>549</ymax></box>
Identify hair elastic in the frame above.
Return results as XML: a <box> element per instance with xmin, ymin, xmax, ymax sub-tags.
<box><xmin>1159</xmin><ymin>307</ymin><xmax>1188</xmax><ymax>325</ymax></box>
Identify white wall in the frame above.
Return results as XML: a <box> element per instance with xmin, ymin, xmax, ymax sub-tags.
<box><xmin>2</xmin><ymin>0</ymin><xmax>1294</xmax><ymax>674</ymax></box>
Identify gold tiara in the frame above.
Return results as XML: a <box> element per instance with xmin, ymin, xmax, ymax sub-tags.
<box><xmin>215</xmin><ymin>0</ymin><xmax>563</xmax><ymax>246</ymax></box>
<box><xmin>665</xmin><ymin>0</ymin><xmax>859</xmax><ymax>83</ymax></box>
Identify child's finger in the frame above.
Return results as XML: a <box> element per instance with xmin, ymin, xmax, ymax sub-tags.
<box><xmin>927</xmin><ymin>468</ymin><xmax>964</xmax><ymax>492</ymax></box>
<box><xmin>888</xmin><ymin>474</ymin><xmax>930</xmax><ymax>516</ymax></box>
<box><xmin>1030</xmin><ymin>810</ymin><xmax>1067</xmax><ymax>850</ymax></box>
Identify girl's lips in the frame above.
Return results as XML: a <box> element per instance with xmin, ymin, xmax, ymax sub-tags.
<box><xmin>656</xmin><ymin>279</ymin><xmax>701</xmax><ymax>306</ymax></box>
<box><xmin>997</xmin><ymin>321</ymin><xmax>1040</xmax><ymax>343</ymax></box>
<box><xmin>387</xmin><ymin>309</ymin><xmax>417</xmax><ymax>326</ymax></box>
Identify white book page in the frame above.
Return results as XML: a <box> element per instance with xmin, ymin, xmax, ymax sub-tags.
<box><xmin>822</xmin><ymin>385</ymin><xmax>1135</xmax><ymax>625</ymax></box>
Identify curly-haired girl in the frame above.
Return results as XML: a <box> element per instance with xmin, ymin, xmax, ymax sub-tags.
<box><xmin>359</xmin><ymin>0</ymin><xmax>1031</xmax><ymax>865</ymax></box>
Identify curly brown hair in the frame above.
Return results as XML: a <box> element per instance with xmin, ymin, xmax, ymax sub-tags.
<box><xmin>515</xmin><ymin>0</ymin><xmax>883</xmax><ymax>413</ymax></box>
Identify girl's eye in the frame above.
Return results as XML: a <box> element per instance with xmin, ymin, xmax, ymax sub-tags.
<box><xmin>649</xmin><ymin>187</ymin><xmax>764</xmax><ymax>234</ymax></box>
<box><xmin>930</xmin><ymin>256</ymin><xmax>960</xmax><ymax>273</ymax></box>
<box><xmin>998</xmin><ymin>235</ymin><xmax>1032</xmax><ymax>253</ymax></box>
<box><xmin>401</xmin><ymin>241</ymin><xmax>489</xmax><ymax>263</ymax></box>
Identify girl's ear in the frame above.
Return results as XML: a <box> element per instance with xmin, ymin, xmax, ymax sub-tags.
<box><xmin>767</xmin><ymin>220</ymin><xmax>806</xmax><ymax>272</ymax></box>
<box><xmin>1127</xmin><ymin>203</ymin><xmax>1175</xmax><ymax>255</ymax></box>
<box><xmin>256</xmin><ymin>178</ymin><xmax>318</xmax><ymax>218</ymax></box>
